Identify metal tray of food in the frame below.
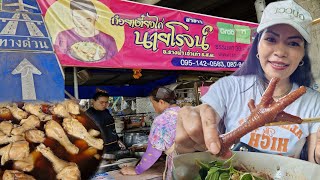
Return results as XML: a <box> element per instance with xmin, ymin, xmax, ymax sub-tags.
<box><xmin>0</xmin><ymin>101</ymin><xmax>104</xmax><ymax>180</ymax></box>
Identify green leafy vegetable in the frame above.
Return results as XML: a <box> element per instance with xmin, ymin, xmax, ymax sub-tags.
<box><xmin>219</xmin><ymin>172</ymin><xmax>230</xmax><ymax>180</ymax></box>
<box><xmin>240</xmin><ymin>173</ymin><xmax>253</xmax><ymax>180</ymax></box>
<box><xmin>195</xmin><ymin>154</ymin><xmax>269</xmax><ymax>180</ymax></box>
<box><xmin>199</xmin><ymin>167</ymin><xmax>208</xmax><ymax>180</ymax></box>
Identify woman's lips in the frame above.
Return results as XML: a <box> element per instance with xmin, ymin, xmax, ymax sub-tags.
<box><xmin>269</xmin><ymin>61</ymin><xmax>289</xmax><ymax>70</ymax></box>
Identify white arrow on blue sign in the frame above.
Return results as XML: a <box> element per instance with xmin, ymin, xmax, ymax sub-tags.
<box><xmin>2</xmin><ymin>0</ymin><xmax>41</xmax><ymax>14</ymax></box>
<box><xmin>0</xmin><ymin>52</ymin><xmax>64</xmax><ymax>102</ymax></box>
<box><xmin>12</xmin><ymin>58</ymin><xmax>42</xmax><ymax>100</ymax></box>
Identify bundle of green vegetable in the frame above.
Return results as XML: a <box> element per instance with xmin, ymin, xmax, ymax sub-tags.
<box><xmin>194</xmin><ymin>155</ymin><xmax>271</xmax><ymax>180</ymax></box>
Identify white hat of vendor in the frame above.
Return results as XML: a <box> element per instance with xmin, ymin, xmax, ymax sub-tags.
<box><xmin>257</xmin><ymin>0</ymin><xmax>312</xmax><ymax>43</ymax></box>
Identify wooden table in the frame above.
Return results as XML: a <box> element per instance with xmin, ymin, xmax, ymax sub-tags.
<box><xmin>108</xmin><ymin>161</ymin><xmax>165</xmax><ymax>180</ymax></box>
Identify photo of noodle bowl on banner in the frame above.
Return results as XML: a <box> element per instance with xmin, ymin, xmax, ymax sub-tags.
<box><xmin>70</xmin><ymin>42</ymin><xmax>106</xmax><ymax>62</ymax></box>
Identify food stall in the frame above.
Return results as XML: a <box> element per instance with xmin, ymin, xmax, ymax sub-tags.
<box><xmin>2</xmin><ymin>0</ymin><xmax>320</xmax><ymax>179</ymax></box>
<box><xmin>0</xmin><ymin>0</ymin><xmax>106</xmax><ymax>179</ymax></box>
<box><xmin>0</xmin><ymin>0</ymin><xmax>270</xmax><ymax>179</ymax></box>
<box><xmin>32</xmin><ymin>0</ymin><xmax>259</xmax><ymax>178</ymax></box>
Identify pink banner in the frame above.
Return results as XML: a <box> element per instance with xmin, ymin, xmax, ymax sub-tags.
<box><xmin>38</xmin><ymin>0</ymin><xmax>258</xmax><ymax>71</ymax></box>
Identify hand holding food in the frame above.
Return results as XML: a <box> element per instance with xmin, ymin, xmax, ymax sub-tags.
<box><xmin>176</xmin><ymin>78</ymin><xmax>306</xmax><ymax>156</ymax></box>
<box><xmin>175</xmin><ymin>104</ymin><xmax>222</xmax><ymax>154</ymax></box>
<box><xmin>218</xmin><ymin>78</ymin><xmax>306</xmax><ymax>156</ymax></box>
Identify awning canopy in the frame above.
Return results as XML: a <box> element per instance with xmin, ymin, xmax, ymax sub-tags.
<box><xmin>64</xmin><ymin>68</ymin><xmax>179</xmax><ymax>98</ymax></box>
<box><xmin>64</xmin><ymin>67</ymin><xmax>231</xmax><ymax>98</ymax></box>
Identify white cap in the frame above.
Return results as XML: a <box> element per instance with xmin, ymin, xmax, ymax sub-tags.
<box><xmin>257</xmin><ymin>0</ymin><xmax>312</xmax><ymax>43</ymax></box>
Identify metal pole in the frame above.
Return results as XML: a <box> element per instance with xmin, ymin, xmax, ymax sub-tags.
<box><xmin>295</xmin><ymin>0</ymin><xmax>320</xmax><ymax>91</ymax></box>
<box><xmin>73</xmin><ymin>67</ymin><xmax>79</xmax><ymax>99</ymax></box>
<box><xmin>135</xmin><ymin>0</ymin><xmax>160</xmax><ymax>5</ymax></box>
<box><xmin>194</xmin><ymin>82</ymin><xmax>200</xmax><ymax>106</ymax></box>
<box><xmin>254</xmin><ymin>0</ymin><xmax>266</xmax><ymax>23</ymax></box>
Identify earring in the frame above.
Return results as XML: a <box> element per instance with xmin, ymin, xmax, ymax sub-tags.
<box><xmin>299</xmin><ymin>61</ymin><xmax>304</xmax><ymax>66</ymax></box>
<box><xmin>256</xmin><ymin>53</ymin><xmax>260</xmax><ymax>59</ymax></box>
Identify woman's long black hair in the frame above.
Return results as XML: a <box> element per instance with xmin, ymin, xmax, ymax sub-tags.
<box><xmin>233</xmin><ymin>32</ymin><xmax>314</xmax><ymax>87</ymax></box>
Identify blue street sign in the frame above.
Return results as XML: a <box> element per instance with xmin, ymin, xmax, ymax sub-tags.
<box><xmin>1</xmin><ymin>0</ymin><xmax>41</xmax><ymax>14</ymax></box>
<box><xmin>0</xmin><ymin>52</ymin><xmax>64</xmax><ymax>102</ymax></box>
<box><xmin>0</xmin><ymin>11</ymin><xmax>53</xmax><ymax>51</ymax></box>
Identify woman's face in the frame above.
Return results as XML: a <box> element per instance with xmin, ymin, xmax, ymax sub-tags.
<box><xmin>93</xmin><ymin>96</ymin><xmax>109</xmax><ymax>111</ymax></box>
<box><xmin>257</xmin><ymin>24</ymin><xmax>305</xmax><ymax>81</ymax></box>
<box><xmin>149</xmin><ymin>96</ymin><xmax>164</xmax><ymax>114</ymax></box>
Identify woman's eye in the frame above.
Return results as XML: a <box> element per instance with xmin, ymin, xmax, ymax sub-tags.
<box><xmin>288</xmin><ymin>42</ymin><xmax>300</xmax><ymax>47</ymax></box>
<box><xmin>265</xmin><ymin>37</ymin><xmax>276</xmax><ymax>43</ymax></box>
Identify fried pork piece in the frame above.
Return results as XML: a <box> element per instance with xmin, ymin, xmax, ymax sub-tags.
<box><xmin>0</xmin><ymin>121</ymin><xmax>13</xmax><ymax>135</ymax></box>
<box><xmin>51</xmin><ymin>100</ymin><xmax>80</xmax><ymax>118</ymax></box>
<box><xmin>36</xmin><ymin>144</ymin><xmax>80</xmax><ymax>180</ymax></box>
<box><xmin>51</xmin><ymin>103</ymin><xmax>72</xmax><ymax>118</ymax></box>
<box><xmin>88</xmin><ymin>129</ymin><xmax>100</xmax><ymax>137</ymax></box>
<box><xmin>6</xmin><ymin>104</ymin><xmax>28</xmax><ymax>120</ymax></box>
<box><xmin>63</xmin><ymin>118</ymin><xmax>103</xmax><ymax>150</ymax></box>
<box><xmin>11</xmin><ymin>115</ymin><xmax>40</xmax><ymax>136</ymax></box>
<box><xmin>0</xmin><ymin>141</ymin><xmax>29</xmax><ymax>165</ymax></box>
<box><xmin>2</xmin><ymin>170</ymin><xmax>35</xmax><ymax>180</ymax></box>
<box><xmin>0</xmin><ymin>107</ymin><xmax>13</xmax><ymax>120</ymax></box>
<box><xmin>45</xmin><ymin>120</ymin><xmax>79</xmax><ymax>154</ymax></box>
<box><xmin>63</xmin><ymin>100</ymin><xmax>80</xmax><ymax>115</ymax></box>
<box><xmin>25</xmin><ymin>129</ymin><xmax>45</xmax><ymax>143</ymax></box>
<box><xmin>13</xmin><ymin>150</ymin><xmax>41</xmax><ymax>172</ymax></box>
<box><xmin>23</xmin><ymin>103</ymin><xmax>52</xmax><ymax>121</ymax></box>
<box><xmin>0</xmin><ymin>131</ymin><xmax>24</xmax><ymax>145</ymax></box>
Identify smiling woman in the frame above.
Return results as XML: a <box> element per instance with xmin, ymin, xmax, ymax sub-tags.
<box><xmin>174</xmin><ymin>0</ymin><xmax>320</xmax><ymax>167</ymax></box>
<box><xmin>257</xmin><ymin>24</ymin><xmax>306</xmax><ymax>87</ymax></box>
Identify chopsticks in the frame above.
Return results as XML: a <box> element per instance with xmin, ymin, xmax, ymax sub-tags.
<box><xmin>266</xmin><ymin>117</ymin><xmax>320</xmax><ymax>126</ymax></box>
<box><xmin>104</xmin><ymin>141</ymin><xmax>118</xmax><ymax>146</ymax></box>
<box><xmin>312</xmin><ymin>18</ymin><xmax>320</xmax><ymax>25</ymax></box>
<box><xmin>106</xmin><ymin>123</ymin><xmax>115</xmax><ymax>127</ymax></box>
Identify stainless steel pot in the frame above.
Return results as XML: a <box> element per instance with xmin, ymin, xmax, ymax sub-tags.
<box><xmin>123</xmin><ymin>132</ymin><xmax>148</xmax><ymax>147</ymax></box>
<box><xmin>123</xmin><ymin>134</ymin><xmax>133</xmax><ymax>147</ymax></box>
<box><xmin>173</xmin><ymin>151</ymin><xmax>320</xmax><ymax>180</ymax></box>
<box><xmin>102</xmin><ymin>153</ymin><xmax>116</xmax><ymax>160</ymax></box>
<box><xmin>132</xmin><ymin>151</ymin><xmax>144</xmax><ymax>158</ymax></box>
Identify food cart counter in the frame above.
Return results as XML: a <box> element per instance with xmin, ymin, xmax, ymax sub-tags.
<box><xmin>108</xmin><ymin>161</ymin><xmax>165</xmax><ymax>180</ymax></box>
